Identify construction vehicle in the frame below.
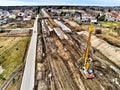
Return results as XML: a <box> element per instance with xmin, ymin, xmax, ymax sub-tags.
<box><xmin>79</xmin><ymin>24</ymin><xmax>94</xmax><ymax>79</ymax></box>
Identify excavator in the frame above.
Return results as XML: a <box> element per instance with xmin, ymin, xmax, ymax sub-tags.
<box><xmin>78</xmin><ymin>24</ymin><xmax>94</xmax><ymax>79</ymax></box>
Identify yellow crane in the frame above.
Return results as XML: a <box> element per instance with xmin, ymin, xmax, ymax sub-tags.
<box><xmin>80</xmin><ymin>24</ymin><xmax>94</xmax><ymax>79</ymax></box>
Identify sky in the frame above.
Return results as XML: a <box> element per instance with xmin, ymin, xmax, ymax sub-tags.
<box><xmin>0</xmin><ymin>0</ymin><xmax>120</xmax><ymax>6</ymax></box>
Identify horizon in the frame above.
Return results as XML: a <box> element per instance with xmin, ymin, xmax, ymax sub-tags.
<box><xmin>0</xmin><ymin>5</ymin><xmax>120</xmax><ymax>7</ymax></box>
<box><xmin>0</xmin><ymin>0</ymin><xmax>120</xmax><ymax>6</ymax></box>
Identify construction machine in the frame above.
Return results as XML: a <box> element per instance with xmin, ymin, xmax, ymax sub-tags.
<box><xmin>78</xmin><ymin>24</ymin><xmax>94</xmax><ymax>79</ymax></box>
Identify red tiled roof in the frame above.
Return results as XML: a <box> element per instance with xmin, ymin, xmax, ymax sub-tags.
<box><xmin>112</xmin><ymin>13</ymin><xmax>119</xmax><ymax>18</ymax></box>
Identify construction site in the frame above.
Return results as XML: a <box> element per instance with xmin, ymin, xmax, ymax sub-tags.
<box><xmin>34</xmin><ymin>9</ymin><xmax>120</xmax><ymax>90</ymax></box>
<box><xmin>0</xmin><ymin>5</ymin><xmax>120</xmax><ymax>90</ymax></box>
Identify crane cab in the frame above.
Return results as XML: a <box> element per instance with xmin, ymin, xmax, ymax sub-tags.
<box><xmin>81</xmin><ymin>67</ymin><xmax>94</xmax><ymax>79</ymax></box>
<box><xmin>80</xmin><ymin>57</ymin><xmax>94</xmax><ymax>79</ymax></box>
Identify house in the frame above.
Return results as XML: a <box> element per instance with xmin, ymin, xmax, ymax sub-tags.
<box><xmin>74</xmin><ymin>16</ymin><xmax>81</xmax><ymax>22</ymax></box>
<box><xmin>12</xmin><ymin>10</ymin><xmax>21</xmax><ymax>14</ymax></box>
<box><xmin>105</xmin><ymin>13</ymin><xmax>114</xmax><ymax>21</ymax></box>
<box><xmin>24</xmin><ymin>9</ymin><xmax>34</xmax><ymax>16</ymax></box>
<box><xmin>105</xmin><ymin>12</ymin><xmax>120</xmax><ymax>21</ymax></box>
<box><xmin>0</xmin><ymin>11</ymin><xmax>4</xmax><ymax>18</ymax></box>
<box><xmin>90</xmin><ymin>17</ymin><xmax>97</xmax><ymax>23</ymax></box>
<box><xmin>0</xmin><ymin>20</ymin><xmax>7</xmax><ymax>25</ymax></box>
<box><xmin>16</xmin><ymin>13</ymin><xmax>24</xmax><ymax>21</ymax></box>
<box><xmin>81</xmin><ymin>13</ymin><xmax>91</xmax><ymax>22</ymax></box>
<box><xmin>112</xmin><ymin>12</ymin><xmax>119</xmax><ymax>21</ymax></box>
<box><xmin>17</xmin><ymin>12</ymin><xmax>24</xmax><ymax>17</ymax></box>
<box><xmin>8</xmin><ymin>14</ymin><xmax>16</xmax><ymax>19</ymax></box>
<box><xmin>0</xmin><ymin>10</ymin><xmax>9</xmax><ymax>19</ymax></box>
<box><xmin>73</xmin><ymin>12</ymin><xmax>81</xmax><ymax>22</ymax></box>
<box><xmin>23</xmin><ymin>16</ymin><xmax>31</xmax><ymax>21</ymax></box>
<box><xmin>0</xmin><ymin>9</ymin><xmax>10</xmax><ymax>20</ymax></box>
<box><xmin>56</xmin><ymin>10</ymin><xmax>61</xmax><ymax>16</ymax></box>
<box><xmin>0</xmin><ymin>10</ymin><xmax>6</xmax><ymax>19</ymax></box>
<box><xmin>65</xmin><ymin>12</ymin><xmax>71</xmax><ymax>18</ymax></box>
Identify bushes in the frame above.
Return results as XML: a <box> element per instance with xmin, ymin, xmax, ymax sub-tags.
<box><xmin>114</xmin><ymin>27</ymin><xmax>120</xmax><ymax>36</ymax></box>
<box><xmin>98</xmin><ymin>15</ymin><xmax>105</xmax><ymax>21</ymax></box>
<box><xmin>0</xmin><ymin>29</ymin><xmax>5</xmax><ymax>33</ymax></box>
<box><xmin>95</xmin><ymin>29</ymin><xmax>102</xmax><ymax>34</ymax></box>
<box><xmin>0</xmin><ymin>74</ymin><xmax>5</xmax><ymax>80</ymax></box>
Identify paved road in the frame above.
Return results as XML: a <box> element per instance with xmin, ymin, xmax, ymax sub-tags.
<box><xmin>1</xmin><ymin>28</ymin><xmax>32</xmax><ymax>31</ymax></box>
<box><xmin>20</xmin><ymin>15</ymin><xmax>39</xmax><ymax>90</ymax></box>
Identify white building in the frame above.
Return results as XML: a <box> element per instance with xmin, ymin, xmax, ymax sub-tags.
<box><xmin>23</xmin><ymin>16</ymin><xmax>31</xmax><ymax>21</ymax></box>
<box><xmin>90</xmin><ymin>17</ymin><xmax>97</xmax><ymax>23</ymax></box>
<box><xmin>9</xmin><ymin>14</ymin><xmax>16</xmax><ymax>19</ymax></box>
<box><xmin>0</xmin><ymin>20</ymin><xmax>6</xmax><ymax>25</ymax></box>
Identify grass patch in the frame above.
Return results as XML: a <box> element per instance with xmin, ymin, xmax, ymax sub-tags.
<box><xmin>6</xmin><ymin>74</ymin><xmax>22</xmax><ymax>90</ymax></box>
<box><xmin>99</xmin><ymin>21</ymin><xmax>120</xmax><ymax>28</ymax></box>
<box><xmin>0</xmin><ymin>37</ymin><xmax>30</xmax><ymax>80</ymax></box>
<box><xmin>0</xmin><ymin>37</ymin><xmax>23</xmax><ymax>57</ymax></box>
<box><xmin>16</xmin><ymin>21</ymin><xmax>34</xmax><ymax>28</ymax></box>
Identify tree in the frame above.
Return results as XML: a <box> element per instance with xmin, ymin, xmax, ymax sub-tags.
<box><xmin>95</xmin><ymin>29</ymin><xmax>102</xmax><ymax>34</ymax></box>
<box><xmin>114</xmin><ymin>27</ymin><xmax>120</xmax><ymax>36</ymax></box>
<box><xmin>0</xmin><ymin>28</ymin><xmax>5</xmax><ymax>33</ymax></box>
<box><xmin>108</xmin><ymin>9</ymin><xmax>111</xmax><ymax>12</ymax></box>
<box><xmin>96</xmin><ymin>14</ymin><xmax>100</xmax><ymax>19</ymax></box>
<box><xmin>98</xmin><ymin>15</ymin><xmax>105</xmax><ymax>21</ymax></box>
<box><xmin>0</xmin><ymin>74</ymin><xmax>4</xmax><ymax>79</ymax></box>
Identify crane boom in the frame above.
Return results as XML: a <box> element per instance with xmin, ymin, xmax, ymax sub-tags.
<box><xmin>84</xmin><ymin>24</ymin><xmax>93</xmax><ymax>70</ymax></box>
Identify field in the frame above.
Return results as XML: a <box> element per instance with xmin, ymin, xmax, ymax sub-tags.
<box><xmin>0</xmin><ymin>36</ymin><xmax>30</xmax><ymax>86</ymax></box>
<box><xmin>1</xmin><ymin>21</ymin><xmax>34</xmax><ymax>29</ymax></box>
